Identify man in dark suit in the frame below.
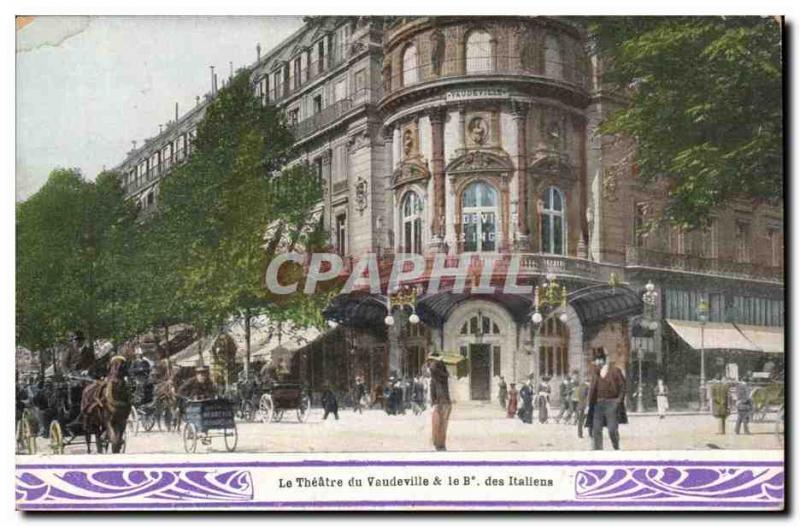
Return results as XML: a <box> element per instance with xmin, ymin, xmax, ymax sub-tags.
<box><xmin>321</xmin><ymin>385</ymin><xmax>339</xmax><ymax>420</ymax></box>
<box><xmin>586</xmin><ymin>348</ymin><xmax>627</xmax><ymax>450</ymax></box>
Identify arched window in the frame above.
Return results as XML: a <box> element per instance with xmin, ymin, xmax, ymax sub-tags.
<box><xmin>540</xmin><ymin>186</ymin><xmax>566</xmax><ymax>255</ymax></box>
<box><xmin>544</xmin><ymin>34</ymin><xmax>563</xmax><ymax>78</ymax></box>
<box><xmin>402</xmin><ymin>44</ymin><xmax>418</xmax><ymax>86</ymax></box>
<box><xmin>459</xmin><ymin>313</ymin><xmax>501</xmax><ymax>335</ymax></box>
<box><xmin>461</xmin><ymin>181</ymin><xmax>498</xmax><ymax>252</ymax></box>
<box><xmin>401</xmin><ymin>191</ymin><xmax>423</xmax><ymax>254</ymax></box>
<box><xmin>465</xmin><ymin>30</ymin><xmax>492</xmax><ymax>73</ymax></box>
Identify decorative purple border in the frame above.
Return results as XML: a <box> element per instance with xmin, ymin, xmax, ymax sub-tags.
<box><xmin>17</xmin><ymin>459</ymin><xmax>784</xmax><ymax>511</ymax></box>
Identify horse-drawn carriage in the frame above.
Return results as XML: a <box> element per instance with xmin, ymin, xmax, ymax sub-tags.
<box><xmin>182</xmin><ymin>398</ymin><xmax>238</xmax><ymax>453</ymax></box>
<box><xmin>257</xmin><ymin>382</ymin><xmax>310</xmax><ymax>423</ymax></box>
<box><xmin>749</xmin><ymin>373</ymin><xmax>784</xmax><ymax>423</ymax></box>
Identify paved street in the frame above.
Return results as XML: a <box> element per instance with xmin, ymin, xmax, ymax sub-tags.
<box><xmin>95</xmin><ymin>402</ymin><xmax>785</xmax><ymax>456</ymax></box>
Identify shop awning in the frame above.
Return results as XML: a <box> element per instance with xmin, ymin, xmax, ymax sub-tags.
<box><xmin>735</xmin><ymin>324</ymin><xmax>784</xmax><ymax>354</ymax></box>
<box><xmin>666</xmin><ymin>319</ymin><xmax>760</xmax><ymax>352</ymax></box>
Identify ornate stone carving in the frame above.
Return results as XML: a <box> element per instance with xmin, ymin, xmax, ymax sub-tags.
<box><xmin>429</xmin><ymin>28</ymin><xmax>445</xmax><ymax>76</ymax></box>
<box><xmin>528</xmin><ymin>153</ymin><xmax>576</xmax><ymax>184</ymax></box>
<box><xmin>392</xmin><ymin>158</ymin><xmax>431</xmax><ymax>188</ymax></box>
<box><xmin>603</xmin><ymin>168</ymin><xmax>619</xmax><ymax>202</ymax></box>
<box><xmin>402</xmin><ymin>128</ymin><xmax>415</xmax><ymax>157</ymax></box>
<box><xmin>446</xmin><ymin>150</ymin><xmax>514</xmax><ymax>176</ymax></box>
<box><xmin>354</xmin><ymin>177</ymin><xmax>369</xmax><ymax>215</ymax></box>
<box><xmin>467</xmin><ymin>117</ymin><xmax>489</xmax><ymax>146</ymax></box>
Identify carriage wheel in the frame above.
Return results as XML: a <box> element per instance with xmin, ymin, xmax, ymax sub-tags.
<box><xmin>258</xmin><ymin>395</ymin><xmax>274</xmax><ymax>424</ymax></box>
<box><xmin>183</xmin><ymin>423</ymin><xmax>198</xmax><ymax>453</ymax></box>
<box><xmin>49</xmin><ymin>421</ymin><xmax>64</xmax><ymax>455</ymax></box>
<box><xmin>297</xmin><ymin>393</ymin><xmax>310</xmax><ymax>423</ymax></box>
<box><xmin>21</xmin><ymin>411</ymin><xmax>36</xmax><ymax>454</ymax></box>
<box><xmin>128</xmin><ymin>406</ymin><xmax>140</xmax><ymax>435</ymax></box>
<box><xmin>273</xmin><ymin>410</ymin><xmax>284</xmax><ymax>422</ymax></box>
<box><xmin>142</xmin><ymin>411</ymin><xmax>156</xmax><ymax>432</ymax></box>
<box><xmin>224</xmin><ymin>426</ymin><xmax>238</xmax><ymax>452</ymax></box>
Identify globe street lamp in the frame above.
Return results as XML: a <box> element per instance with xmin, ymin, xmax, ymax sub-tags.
<box><xmin>696</xmin><ymin>300</ymin><xmax>709</xmax><ymax>411</ymax></box>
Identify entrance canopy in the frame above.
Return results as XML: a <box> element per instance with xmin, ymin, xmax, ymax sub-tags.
<box><xmin>568</xmin><ymin>285</ymin><xmax>643</xmax><ymax>328</ymax></box>
<box><xmin>323</xmin><ymin>293</ymin><xmax>389</xmax><ymax>329</ymax></box>
<box><xmin>666</xmin><ymin>319</ymin><xmax>760</xmax><ymax>352</ymax></box>
<box><xmin>734</xmin><ymin>324</ymin><xmax>784</xmax><ymax>354</ymax></box>
<box><xmin>417</xmin><ymin>292</ymin><xmax>533</xmax><ymax>328</ymax></box>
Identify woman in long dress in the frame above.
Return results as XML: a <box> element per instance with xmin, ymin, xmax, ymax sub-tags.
<box><xmin>506</xmin><ymin>383</ymin><xmax>518</xmax><ymax>418</ymax></box>
<box><xmin>537</xmin><ymin>377</ymin><xmax>551</xmax><ymax>423</ymax></box>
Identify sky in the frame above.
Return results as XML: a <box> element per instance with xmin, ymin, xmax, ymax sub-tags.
<box><xmin>15</xmin><ymin>16</ymin><xmax>304</xmax><ymax>201</ymax></box>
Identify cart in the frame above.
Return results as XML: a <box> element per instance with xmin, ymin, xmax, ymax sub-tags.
<box><xmin>182</xmin><ymin>398</ymin><xmax>238</xmax><ymax>453</ymax></box>
<box><xmin>257</xmin><ymin>383</ymin><xmax>310</xmax><ymax>423</ymax></box>
<box><xmin>749</xmin><ymin>375</ymin><xmax>784</xmax><ymax>423</ymax></box>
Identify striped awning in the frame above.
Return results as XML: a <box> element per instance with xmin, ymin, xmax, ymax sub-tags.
<box><xmin>666</xmin><ymin>319</ymin><xmax>760</xmax><ymax>352</ymax></box>
<box><xmin>735</xmin><ymin>324</ymin><xmax>784</xmax><ymax>354</ymax></box>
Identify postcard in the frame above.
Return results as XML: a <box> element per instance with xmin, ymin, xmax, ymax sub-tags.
<box><xmin>14</xmin><ymin>14</ymin><xmax>785</xmax><ymax>511</ymax></box>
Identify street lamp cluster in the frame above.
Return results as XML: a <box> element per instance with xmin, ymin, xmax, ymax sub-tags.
<box><xmin>636</xmin><ymin>280</ymin><xmax>659</xmax><ymax>413</ymax></box>
<box><xmin>384</xmin><ymin>287</ymin><xmax>420</xmax><ymax>327</ymax></box>
<box><xmin>531</xmin><ymin>273</ymin><xmax>569</xmax><ymax>326</ymax></box>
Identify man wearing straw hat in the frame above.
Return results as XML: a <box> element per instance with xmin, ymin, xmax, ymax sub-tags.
<box><xmin>426</xmin><ymin>352</ymin><xmax>451</xmax><ymax>451</ymax></box>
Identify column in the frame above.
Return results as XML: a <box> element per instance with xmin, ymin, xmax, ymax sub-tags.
<box><xmin>429</xmin><ymin>108</ymin><xmax>446</xmax><ymax>251</ymax></box>
<box><xmin>383</xmin><ymin>126</ymin><xmax>395</xmax><ymax>255</ymax></box>
<box><xmin>512</xmin><ymin>101</ymin><xmax>530</xmax><ymax>250</ymax></box>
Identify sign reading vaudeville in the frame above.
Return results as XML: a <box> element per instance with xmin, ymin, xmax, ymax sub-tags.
<box><xmin>445</xmin><ymin>88</ymin><xmax>510</xmax><ymax>101</ymax></box>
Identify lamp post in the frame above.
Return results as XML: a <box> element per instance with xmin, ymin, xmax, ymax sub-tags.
<box><xmin>530</xmin><ymin>274</ymin><xmax>568</xmax><ymax>379</ymax></box>
<box><xmin>638</xmin><ymin>280</ymin><xmax>659</xmax><ymax>413</ymax></box>
<box><xmin>696</xmin><ymin>300</ymin><xmax>709</xmax><ymax>411</ymax></box>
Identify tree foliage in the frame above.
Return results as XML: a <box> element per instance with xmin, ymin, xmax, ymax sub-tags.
<box><xmin>589</xmin><ymin>16</ymin><xmax>783</xmax><ymax>229</ymax></box>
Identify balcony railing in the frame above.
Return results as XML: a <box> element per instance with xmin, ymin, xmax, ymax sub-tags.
<box><xmin>385</xmin><ymin>55</ymin><xmax>589</xmax><ymax>97</ymax></box>
<box><xmin>625</xmin><ymin>246</ymin><xmax>783</xmax><ymax>283</ymax></box>
<box><xmin>290</xmin><ymin>88</ymin><xmax>381</xmax><ymax>140</ymax></box>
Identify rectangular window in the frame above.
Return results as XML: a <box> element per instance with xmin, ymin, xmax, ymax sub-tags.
<box><xmin>492</xmin><ymin>346</ymin><xmax>501</xmax><ymax>376</ymax></box>
<box><xmin>735</xmin><ymin>221</ymin><xmax>751</xmax><ymax>263</ymax></box>
<box><xmin>634</xmin><ymin>203</ymin><xmax>647</xmax><ymax>248</ymax></box>
<box><xmin>313</xmin><ymin>94</ymin><xmax>322</xmax><ymax>114</ymax></box>
<box><xmin>767</xmin><ymin>228</ymin><xmax>781</xmax><ymax>267</ymax></box>
<box><xmin>335</xmin><ymin>213</ymin><xmax>347</xmax><ymax>256</ymax></box>
<box><xmin>293</xmin><ymin>58</ymin><xmax>302</xmax><ymax>89</ymax></box>
<box><xmin>317</xmin><ymin>40</ymin><xmax>326</xmax><ymax>70</ymax></box>
<box><xmin>354</xmin><ymin>68</ymin><xmax>366</xmax><ymax>94</ymax></box>
<box><xmin>288</xmin><ymin>108</ymin><xmax>299</xmax><ymax>126</ymax></box>
<box><xmin>334</xmin><ymin>79</ymin><xmax>347</xmax><ymax>102</ymax></box>
<box><xmin>273</xmin><ymin>71</ymin><xmax>282</xmax><ymax>99</ymax></box>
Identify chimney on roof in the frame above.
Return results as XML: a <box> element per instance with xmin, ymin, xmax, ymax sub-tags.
<box><xmin>132</xmin><ymin>140</ymin><xmax>137</xmax><ymax>150</ymax></box>
<box><xmin>175</xmin><ymin>102</ymin><xmax>179</xmax><ymax>121</ymax></box>
<box><xmin>210</xmin><ymin>65</ymin><xmax>217</xmax><ymax>94</ymax></box>
<box><xmin>257</xmin><ymin>42</ymin><xmax>261</xmax><ymax>62</ymax></box>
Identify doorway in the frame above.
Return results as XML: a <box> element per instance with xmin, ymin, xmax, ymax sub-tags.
<box><xmin>470</xmin><ymin>343</ymin><xmax>491</xmax><ymax>400</ymax></box>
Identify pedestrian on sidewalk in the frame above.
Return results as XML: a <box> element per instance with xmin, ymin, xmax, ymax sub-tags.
<box><xmin>709</xmin><ymin>375</ymin><xmax>733</xmax><ymax>434</ymax></box>
<box><xmin>498</xmin><ymin>376</ymin><xmax>508</xmax><ymax>410</ymax></box>
<box><xmin>412</xmin><ymin>374</ymin><xmax>426</xmax><ymax>415</ymax></box>
<box><xmin>655</xmin><ymin>378</ymin><xmax>669</xmax><ymax>419</ymax></box>
<box><xmin>556</xmin><ymin>376</ymin><xmax>572</xmax><ymax>423</ymax></box>
<box><xmin>536</xmin><ymin>376</ymin><xmax>552</xmax><ymax>424</ymax></box>
<box><xmin>321</xmin><ymin>385</ymin><xmax>339</xmax><ymax>420</ymax></box>
<box><xmin>734</xmin><ymin>377</ymin><xmax>753</xmax><ymax>435</ymax></box>
<box><xmin>506</xmin><ymin>382</ymin><xmax>518</xmax><ymax>418</ymax></box>
<box><xmin>427</xmin><ymin>353</ymin><xmax>451</xmax><ymax>451</ymax></box>
<box><xmin>353</xmin><ymin>375</ymin><xmax>367</xmax><ymax>414</ymax></box>
<box><xmin>518</xmin><ymin>378</ymin><xmax>534</xmax><ymax>424</ymax></box>
<box><xmin>575</xmin><ymin>374</ymin><xmax>590</xmax><ymax>439</ymax></box>
<box><xmin>586</xmin><ymin>348</ymin><xmax>627</xmax><ymax>450</ymax></box>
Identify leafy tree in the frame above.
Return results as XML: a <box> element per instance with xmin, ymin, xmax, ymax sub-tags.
<box><xmin>154</xmin><ymin>70</ymin><xmax>325</xmax><ymax>374</ymax></box>
<box><xmin>16</xmin><ymin>168</ymin><xmax>138</xmax><ymax>368</ymax></box>
<box><xmin>588</xmin><ymin>16</ymin><xmax>783</xmax><ymax>230</ymax></box>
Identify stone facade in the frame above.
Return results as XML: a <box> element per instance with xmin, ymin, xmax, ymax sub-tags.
<box><xmin>113</xmin><ymin>16</ymin><xmax>783</xmax><ymax>405</ymax></box>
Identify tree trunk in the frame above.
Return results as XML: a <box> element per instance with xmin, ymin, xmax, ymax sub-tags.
<box><xmin>244</xmin><ymin>309</ymin><xmax>251</xmax><ymax>379</ymax></box>
<box><xmin>163</xmin><ymin>321</ymin><xmax>171</xmax><ymax>371</ymax></box>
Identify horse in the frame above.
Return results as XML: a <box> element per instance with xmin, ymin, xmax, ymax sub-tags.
<box><xmin>751</xmin><ymin>383</ymin><xmax>784</xmax><ymax>422</ymax></box>
<box><xmin>80</xmin><ymin>356</ymin><xmax>131</xmax><ymax>453</ymax></box>
<box><xmin>153</xmin><ymin>377</ymin><xmax>182</xmax><ymax>432</ymax></box>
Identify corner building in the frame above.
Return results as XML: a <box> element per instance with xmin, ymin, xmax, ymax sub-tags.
<box><xmin>115</xmin><ymin>17</ymin><xmax>784</xmax><ymax>408</ymax></box>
